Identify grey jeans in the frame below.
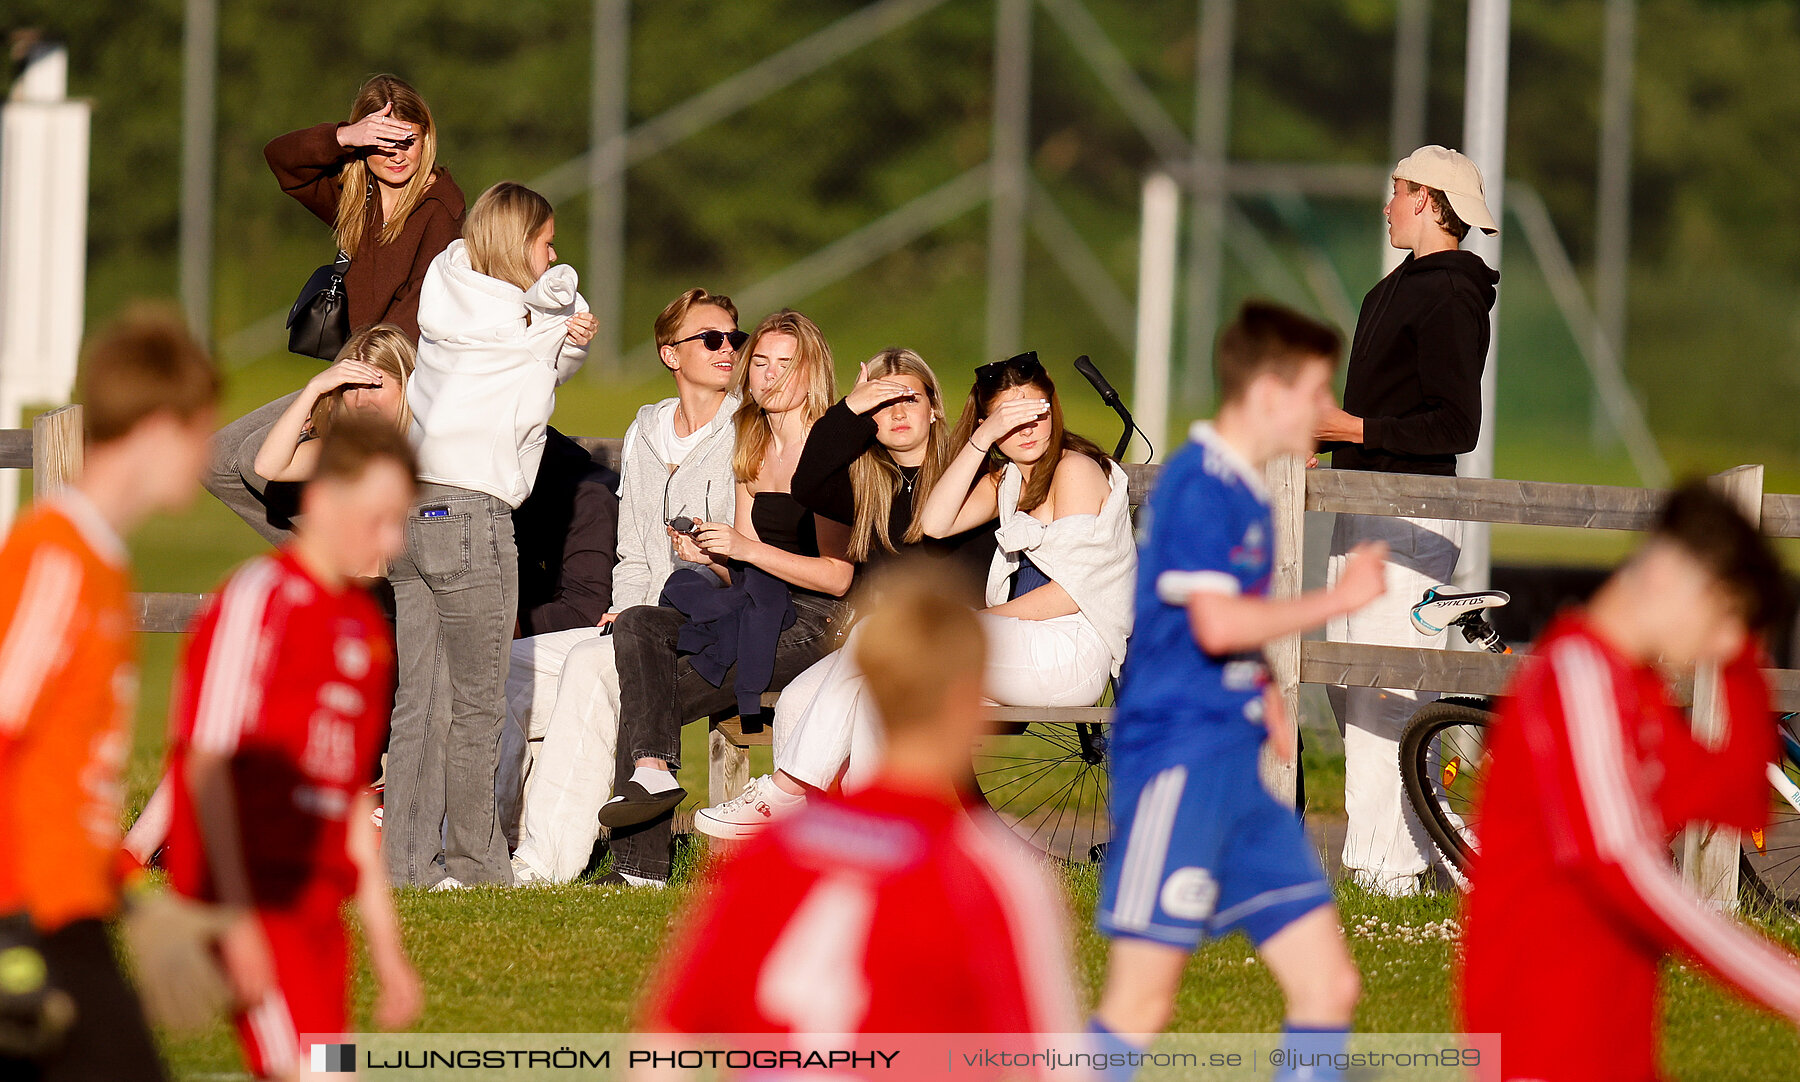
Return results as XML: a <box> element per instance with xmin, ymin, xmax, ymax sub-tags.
<box><xmin>383</xmin><ymin>483</ymin><xmax>519</xmax><ymax>886</ymax></box>
<box><xmin>202</xmin><ymin>391</ymin><xmax>304</xmax><ymax>546</ymax></box>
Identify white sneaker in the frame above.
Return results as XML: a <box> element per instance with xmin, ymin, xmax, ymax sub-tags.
<box><xmin>1350</xmin><ymin>868</ymin><xmax>1428</xmax><ymax>899</ymax></box>
<box><xmin>428</xmin><ymin>876</ymin><xmax>467</xmax><ymax>892</ymax></box>
<box><xmin>693</xmin><ymin>774</ymin><xmax>805</xmax><ymax>840</ymax></box>
<box><xmin>510</xmin><ymin>854</ymin><xmax>550</xmax><ymax>887</ymax></box>
<box><xmin>594</xmin><ymin>870</ymin><xmax>666</xmax><ymax>890</ymax></box>
<box><xmin>511</xmin><ymin>853</ymin><xmax>550</xmax><ymax>885</ymax></box>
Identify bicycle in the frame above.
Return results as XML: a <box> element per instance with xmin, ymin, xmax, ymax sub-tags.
<box><xmin>1397</xmin><ymin>586</ymin><xmax>1800</xmax><ymax>914</ymax></box>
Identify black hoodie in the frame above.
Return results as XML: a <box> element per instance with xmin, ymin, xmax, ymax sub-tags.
<box><xmin>512</xmin><ymin>426</ymin><xmax>620</xmax><ymax>635</ymax></box>
<box><xmin>1327</xmin><ymin>249</ymin><xmax>1499</xmax><ymax>476</ymax></box>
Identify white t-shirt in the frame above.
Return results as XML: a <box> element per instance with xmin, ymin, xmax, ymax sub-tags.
<box><xmin>646</xmin><ymin>400</ymin><xmax>711</xmax><ymax>468</ymax></box>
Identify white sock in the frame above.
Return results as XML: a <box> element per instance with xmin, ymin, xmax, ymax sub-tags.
<box><xmin>632</xmin><ymin>766</ymin><xmax>678</xmax><ymax>794</ymax></box>
<box><xmin>764</xmin><ymin>779</ymin><xmax>804</xmax><ymax>805</ymax></box>
<box><xmin>618</xmin><ymin>871</ymin><xmax>666</xmax><ymax>889</ymax></box>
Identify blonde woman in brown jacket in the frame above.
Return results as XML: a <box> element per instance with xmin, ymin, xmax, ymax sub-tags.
<box><xmin>207</xmin><ymin>74</ymin><xmax>465</xmax><ymax>544</ymax></box>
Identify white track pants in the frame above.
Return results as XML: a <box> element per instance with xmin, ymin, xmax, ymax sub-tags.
<box><xmin>776</xmin><ymin>612</ymin><xmax>1112</xmax><ymax>791</ymax></box>
<box><xmin>504</xmin><ymin>628</ymin><xmax>621</xmax><ymax>882</ymax></box>
<box><xmin>1326</xmin><ymin>513</ymin><xmax>1463</xmax><ymax>892</ymax></box>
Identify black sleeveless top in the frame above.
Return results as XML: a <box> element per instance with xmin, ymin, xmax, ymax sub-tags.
<box><xmin>751</xmin><ymin>491</ymin><xmax>820</xmax><ymax>559</ymax></box>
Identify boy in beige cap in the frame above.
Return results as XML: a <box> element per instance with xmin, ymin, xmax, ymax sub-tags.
<box><xmin>1314</xmin><ymin>145</ymin><xmax>1500</xmax><ymax>897</ymax></box>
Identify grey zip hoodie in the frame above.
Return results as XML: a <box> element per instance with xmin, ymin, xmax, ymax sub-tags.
<box><xmin>609</xmin><ymin>395</ymin><xmax>740</xmax><ymax>613</ymax></box>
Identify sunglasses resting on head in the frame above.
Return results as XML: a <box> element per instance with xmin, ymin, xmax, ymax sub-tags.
<box><xmin>975</xmin><ymin>351</ymin><xmax>1045</xmax><ymax>388</ymax></box>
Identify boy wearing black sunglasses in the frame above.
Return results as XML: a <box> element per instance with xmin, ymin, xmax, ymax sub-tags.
<box><xmin>505</xmin><ymin>288</ymin><xmax>743</xmax><ymax>887</ymax></box>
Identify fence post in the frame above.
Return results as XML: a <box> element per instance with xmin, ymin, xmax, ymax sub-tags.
<box><xmin>708</xmin><ymin>722</ymin><xmax>750</xmax><ymax>808</ymax></box>
<box><xmin>31</xmin><ymin>405</ymin><xmax>83</xmax><ymax>498</ymax></box>
<box><xmin>1261</xmin><ymin>453</ymin><xmax>1305</xmax><ymax>805</ymax></box>
<box><xmin>1682</xmin><ymin>464</ymin><xmax>1764</xmax><ymax>910</ymax></box>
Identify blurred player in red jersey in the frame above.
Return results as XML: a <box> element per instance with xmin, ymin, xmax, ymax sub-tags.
<box><xmin>162</xmin><ymin>418</ymin><xmax>423</xmax><ymax>1081</ymax></box>
<box><xmin>1461</xmin><ymin>481</ymin><xmax>1800</xmax><ymax>1082</ymax></box>
<box><xmin>643</xmin><ymin>562</ymin><xmax>1079</xmax><ymax>1063</ymax></box>
<box><xmin>0</xmin><ymin>311</ymin><xmax>219</xmax><ymax>1081</ymax></box>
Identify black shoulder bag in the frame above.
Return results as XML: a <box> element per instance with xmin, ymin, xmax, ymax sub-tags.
<box><xmin>286</xmin><ymin>250</ymin><xmax>351</xmax><ymax>360</ymax></box>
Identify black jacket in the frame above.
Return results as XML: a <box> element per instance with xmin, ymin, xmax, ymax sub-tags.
<box><xmin>1328</xmin><ymin>249</ymin><xmax>1499</xmax><ymax>476</ymax></box>
<box><xmin>513</xmin><ymin>427</ymin><xmax>621</xmax><ymax>635</ymax></box>
<box><xmin>790</xmin><ymin>399</ymin><xmax>995</xmax><ymax>604</ymax></box>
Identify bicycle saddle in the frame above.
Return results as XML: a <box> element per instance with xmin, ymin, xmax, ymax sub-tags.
<box><xmin>1411</xmin><ymin>585</ymin><xmax>1511</xmax><ymax>635</ymax></box>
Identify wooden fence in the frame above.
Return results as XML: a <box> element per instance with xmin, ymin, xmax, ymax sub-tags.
<box><xmin>8</xmin><ymin>405</ymin><xmax>1799</xmax><ymax>907</ymax></box>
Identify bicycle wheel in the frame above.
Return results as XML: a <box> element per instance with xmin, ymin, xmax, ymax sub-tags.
<box><xmin>1737</xmin><ymin>736</ymin><xmax>1800</xmax><ymax>916</ymax></box>
<box><xmin>973</xmin><ymin>721</ymin><xmax>1110</xmax><ymax>863</ymax></box>
<box><xmin>1399</xmin><ymin>698</ymin><xmax>1493</xmax><ymax>876</ymax></box>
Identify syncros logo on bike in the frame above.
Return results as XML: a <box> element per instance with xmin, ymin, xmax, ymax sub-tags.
<box><xmin>1431</xmin><ymin>595</ymin><xmax>1487</xmax><ymax>609</ymax></box>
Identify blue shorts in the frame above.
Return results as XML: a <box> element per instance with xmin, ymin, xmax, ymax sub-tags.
<box><xmin>1098</xmin><ymin>740</ymin><xmax>1331</xmax><ymax>949</ymax></box>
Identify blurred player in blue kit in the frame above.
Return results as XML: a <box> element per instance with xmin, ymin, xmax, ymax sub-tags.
<box><xmin>1089</xmin><ymin>302</ymin><xmax>1388</xmax><ymax>1081</ymax></box>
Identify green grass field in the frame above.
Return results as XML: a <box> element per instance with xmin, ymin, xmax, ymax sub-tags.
<box><xmin>147</xmin><ymin>860</ymin><xmax>1800</xmax><ymax>1080</ymax></box>
<box><xmin>23</xmin><ymin>355</ymin><xmax>1794</xmax><ymax>1079</ymax></box>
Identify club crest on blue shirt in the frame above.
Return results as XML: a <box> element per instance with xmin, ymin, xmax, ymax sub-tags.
<box><xmin>1229</xmin><ymin>521</ymin><xmax>1268</xmax><ymax>570</ymax></box>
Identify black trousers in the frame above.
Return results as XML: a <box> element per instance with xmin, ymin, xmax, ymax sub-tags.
<box><xmin>609</xmin><ymin>594</ymin><xmax>843</xmax><ymax>878</ymax></box>
<box><xmin>0</xmin><ymin>918</ymin><xmax>167</xmax><ymax>1082</ymax></box>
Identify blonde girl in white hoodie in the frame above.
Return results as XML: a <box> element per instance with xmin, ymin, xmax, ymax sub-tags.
<box><xmin>383</xmin><ymin>182</ymin><xmax>595</xmax><ymax>888</ymax></box>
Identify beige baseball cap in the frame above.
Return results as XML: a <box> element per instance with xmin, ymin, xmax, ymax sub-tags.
<box><xmin>1392</xmin><ymin>145</ymin><xmax>1499</xmax><ymax>236</ymax></box>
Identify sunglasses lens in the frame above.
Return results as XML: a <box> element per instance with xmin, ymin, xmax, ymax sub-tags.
<box><xmin>696</xmin><ymin>330</ymin><xmax>748</xmax><ymax>352</ymax></box>
<box><xmin>977</xmin><ymin>351</ymin><xmax>1041</xmax><ymax>385</ymax></box>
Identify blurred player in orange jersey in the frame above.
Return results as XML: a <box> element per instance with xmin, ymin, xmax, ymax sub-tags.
<box><xmin>643</xmin><ymin>562</ymin><xmax>1079</xmax><ymax>1062</ymax></box>
<box><xmin>0</xmin><ymin>310</ymin><xmax>220</xmax><ymax>1082</ymax></box>
<box><xmin>161</xmin><ymin>418</ymin><xmax>424</xmax><ymax>1081</ymax></box>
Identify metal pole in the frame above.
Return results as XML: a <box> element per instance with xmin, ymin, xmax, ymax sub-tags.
<box><xmin>589</xmin><ymin>0</ymin><xmax>630</xmax><ymax>371</ymax></box>
<box><xmin>180</xmin><ymin>0</ymin><xmax>218</xmax><ymax>341</ymax></box>
<box><xmin>1509</xmin><ymin>187</ymin><xmax>1667</xmax><ymax>485</ymax></box>
<box><xmin>1182</xmin><ymin>0</ymin><xmax>1234</xmax><ymax>407</ymax></box>
<box><xmin>1455</xmin><ymin>0</ymin><xmax>1510</xmax><ymax>591</ymax></box>
<box><xmin>985</xmin><ymin>0</ymin><xmax>1032</xmax><ymax>362</ymax></box>
<box><xmin>1133</xmin><ymin>172</ymin><xmax>1180</xmax><ymax>460</ymax></box>
<box><xmin>1593</xmin><ymin>0</ymin><xmax>1636</xmax><ymax>447</ymax></box>
<box><xmin>1384</xmin><ymin>0</ymin><xmax>1432</xmax><ymax>274</ymax></box>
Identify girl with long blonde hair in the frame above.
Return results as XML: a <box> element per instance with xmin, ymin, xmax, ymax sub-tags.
<box><xmin>252</xmin><ymin>323</ymin><xmax>417</xmax><ymax>482</ymax></box>
<box><xmin>384</xmin><ymin>181</ymin><xmax>597</xmax><ymax>889</ymax></box>
<box><xmin>794</xmin><ymin>347</ymin><xmax>954</xmax><ymax>561</ymax></box>
<box><xmin>265</xmin><ymin>74</ymin><xmax>463</xmax><ymax>338</ymax></box>
<box><xmin>600</xmin><ymin>310</ymin><xmax>856</xmax><ymax>887</ymax></box>
<box><xmin>208</xmin><ymin>75</ymin><xmax>464</xmax><ymax>547</ymax></box>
